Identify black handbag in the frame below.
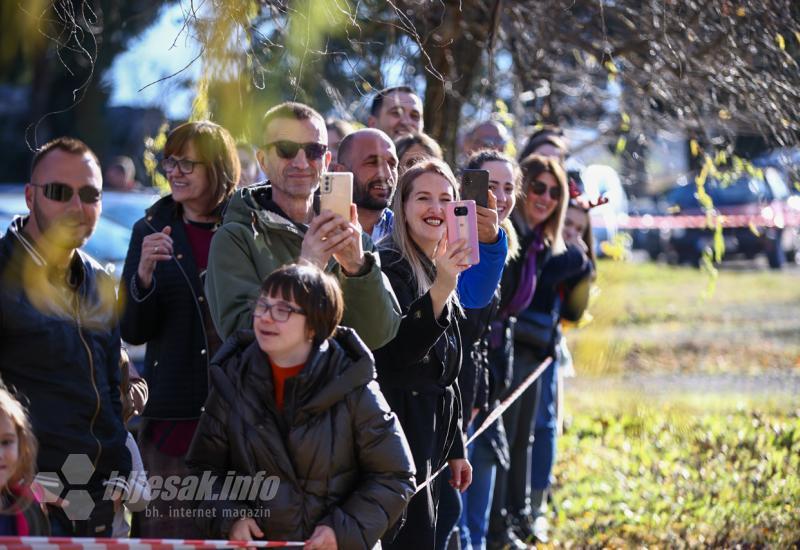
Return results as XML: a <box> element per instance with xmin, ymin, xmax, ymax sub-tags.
<box><xmin>513</xmin><ymin>295</ymin><xmax>561</xmax><ymax>350</ymax></box>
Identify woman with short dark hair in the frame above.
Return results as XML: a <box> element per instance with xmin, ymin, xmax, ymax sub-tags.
<box><xmin>119</xmin><ymin>120</ymin><xmax>240</xmax><ymax>537</ymax></box>
<box><xmin>187</xmin><ymin>264</ymin><xmax>416</xmax><ymax>549</ymax></box>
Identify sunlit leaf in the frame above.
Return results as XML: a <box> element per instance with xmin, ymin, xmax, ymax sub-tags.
<box><xmin>616</xmin><ymin>136</ymin><xmax>627</xmax><ymax>154</ymax></box>
<box><xmin>736</xmin><ymin>6</ymin><xmax>746</xmax><ymax>16</ymax></box>
<box><xmin>621</xmin><ymin>112</ymin><xmax>631</xmax><ymax>132</ymax></box>
<box><xmin>690</xmin><ymin>139</ymin><xmax>700</xmax><ymax>157</ymax></box>
<box><xmin>776</xmin><ymin>34</ymin><xmax>786</xmax><ymax>50</ymax></box>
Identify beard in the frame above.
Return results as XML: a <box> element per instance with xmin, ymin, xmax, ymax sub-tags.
<box><xmin>33</xmin><ymin>198</ymin><xmax>93</xmax><ymax>251</ymax></box>
<box><xmin>353</xmin><ymin>178</ymin><xmax>394</xmax><ymax>211</ymax></box>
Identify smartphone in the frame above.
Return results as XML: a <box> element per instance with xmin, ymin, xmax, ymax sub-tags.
<box><xmin>445</xmin><ymin>200</ymin><xmax>480</xmax><ymax>266</ymax></box>
<box><xmin>319</xmin><ymin>172</ymin><xmax>353</xmax><ymax>220</ymax></box>
<box><xmin>460</xmin><ymin>169</ymin><xmax>490</xmax><ymax>208</ymax></box>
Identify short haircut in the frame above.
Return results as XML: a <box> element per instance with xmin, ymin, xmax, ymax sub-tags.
<box><xmin>164</xmin><ymin>121</ymin><xmax>241</xmax><ymax>215</ymax></box>
<box><xmin>261</xmin><ymin>102</ymin><xmax>325</xmax><ymax>144</ymax></box>
<box><xmin>336</xmin><ymin>128</ymin><xmax>394</xmax><ymax>167</ymax></box>
<box><xmin>519</xmin><ymin>153</ymin><xmax>569</xmax><ymax>253</ymax></box>
<box><xmin>518</xmin><ymin>126</ymin><xmax>567</xmax><ymax>161</ymax></box>
<box><xmin>31</xmin><ymin>137</ymin><xmax>99</xmax><ymax>178</ymax></box>
<box><xmin>326</xmin><ymin>118</ymin><xmax>355</xmax><ymax>138</ymax></box>
<box><xmin>370</xmin><ymin>85</ymin><xmax>417</xmax><ymax>117</ymax></box>
<box><xmin>395</xmin><ymin>132</ymin><xmax>443</xmax><ymax>163</ymax></box>
<box><xmin>109</xmin><ymin>155</ymin><xmax>136</xmax><ymax>180</ymax></box>
<box><xmin>259</xmin><ymin>264</ymin><xmax>344</xmax><ymax>345</ymax></box>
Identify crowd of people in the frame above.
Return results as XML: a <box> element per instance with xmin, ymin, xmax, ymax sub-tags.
<box><xmin>0</xmin><ymin>85</ymin><xmax>599</xmax><ymax>549</ymax></box>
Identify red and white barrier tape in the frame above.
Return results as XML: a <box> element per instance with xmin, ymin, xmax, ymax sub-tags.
<box><xmin>593</xmin><ymin>211</ymin><xmax>800</xmax><ymax>230</ymax></box>
<box><xmin>0</xmin><ymin>536</ymin><xmax>304</xmax><ymax>548</ymax></box>
<box><xmin>414</xmin><ymin>357</ymin><xmax>553</xmax><ymax>494</ymax></box>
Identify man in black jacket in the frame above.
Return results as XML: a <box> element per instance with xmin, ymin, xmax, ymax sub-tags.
<box><xmin>0</xmin><ymin>137</ymin><xmax>131</xmax><ymax>536</ymax></box>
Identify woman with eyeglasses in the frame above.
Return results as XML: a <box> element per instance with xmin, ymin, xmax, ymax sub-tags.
<box><xmin>486</xmin><ymin>154</ymin><xmax>592</xmax><ymax>548</ymax></box>
<box><xmin>187</xmin><ymin>264</ymin><xmax>416</xmax><ymax>549</ymax></box>
<box><xmin>371</xmin><ymin>158</ymin><xmax>474</xmax><ymax>549</ymax></box>
<box><xmin>118</xmin><ymin>120</ymin><xmax>240</xmax><ymax>537</ymax></box>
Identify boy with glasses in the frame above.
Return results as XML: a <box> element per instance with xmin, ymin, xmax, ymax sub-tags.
<box><xmin>205</xmin><ymin>101</ymin><xmax>401</xmax><ymax>351</ymax></box>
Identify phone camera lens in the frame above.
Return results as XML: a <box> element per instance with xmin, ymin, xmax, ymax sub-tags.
<box><xmin>454</xmin><ymin>206</ymin><xmax>468</xmax><ymax>216</ymax></box>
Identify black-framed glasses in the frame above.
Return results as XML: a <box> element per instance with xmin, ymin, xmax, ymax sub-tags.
<box><xmin>162</xmin><ymin>157</ymin><xmax>203</xmax><ymax>174</ymax></box>
<box><xmin>254</xmin><ymin>299</ymin><xmax>305</xmax><ymax>322</ymax></box>
<box><xmin>31</xmin><ymin>182</ymin><xmax>101</xmax><ymax>204</ymax></box>
<box><xmin>528</xmin><ymin>180</ymin><xmax>562</xmax><ymax>200</ymax></box>
<box><xmin>263</xmin><ymin>140</ymin><xmax>327</xmax><ymax>161</ymax></box>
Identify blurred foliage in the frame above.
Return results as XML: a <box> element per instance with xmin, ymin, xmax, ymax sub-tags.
<box><xmin>553</xmin><ymin>403</ymin><xmax>800</xmax><ymax>547</ymax></box>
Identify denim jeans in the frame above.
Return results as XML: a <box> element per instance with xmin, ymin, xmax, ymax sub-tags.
<box><xmin>530</xmin><ymin>360</ymin><xmax>558</xmax><ymax>490</ymax></box>
<box><xmin>459</xmin><ymin>429</ymin><xmax>498</xmax><ymax>550</ymax></box>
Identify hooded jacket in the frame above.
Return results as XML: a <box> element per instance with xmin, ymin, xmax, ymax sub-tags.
<box><xmin>0</xmin><ymin>217</ymin><xmax>131</xmax><ymax>479</ymax></box>
<box><xmin>204</xmin><ymin>184</ymin><xmax>401</xmax><ymax>350</ymax></box>
<box><xmin>186</xmin><ymin>327</ymin><xmax>416</xmax><ymax>548</ymax></box>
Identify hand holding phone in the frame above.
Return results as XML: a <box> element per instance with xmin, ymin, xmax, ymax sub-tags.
<box><xmin>460</xmin><ymin>169</ymin><xmax>490</xmax><ymax>208</ymax></box>
<box><xmin>446</xmin><ymin>200</ymin><xmax>480</xmax><ymax>266</ymax></box>
<box><xmin>319</xmin><ymin>172</ymin><xmax>353</xmax><ymax>220</ymax></box>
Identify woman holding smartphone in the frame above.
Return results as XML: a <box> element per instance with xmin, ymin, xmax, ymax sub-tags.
<box><xmin>374</xmin><ymin>158</ymin><xmax>474</xmax><ymax>549</ymax></box>
<box><xmin>433</xmin><ymin>150</ymin><xmax>522</xmax><ymax>550</ymax></box>
<box><xmin>187</xmin><ymin>264</ymin><xmax>416</xmax><ymax>549</ymax></box>
<box><xmin>487</xmin><ymin>155</ymin><xmax>592</xmax><ymax>547</ymax></box>
<box><xmin>119</xmin><ymin>120</ymin><xmax>240</xmax><ymax>537</ymax></box>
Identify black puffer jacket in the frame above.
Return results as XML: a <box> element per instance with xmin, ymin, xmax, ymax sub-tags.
<box><xmin>119</xmin><ymin>195</ymin><xmax>224</xmax><ymax>419</ymax></box>
<box><xmin>0</xmin><ymin>218</ymin><xmax>131</xmax><ymax>479</ymax></box>
<box><xmin>186</xmin><ymin>328</ymin><xmax>416</xmax><ymax>548</ymax></box>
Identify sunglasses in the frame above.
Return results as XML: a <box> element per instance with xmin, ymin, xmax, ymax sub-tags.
<box><xmin>32</xmin><ymin>182</ymin><xmax>101</xmax><ymax>204</ymax></box>
<box><xmin>528</xmin><ymin>180</ymin><xmax>562</xmax><ymax>200</ymax></box>
<box><xmin>264</xmin><ymin>140</ymin><xmax>327</xmax><ymax>161</ymax></box>
<box><xmin>162</xmin><ymin>157</ymin><xmax>203</xmax><ymax>175</ymax></box>
<box><xmin>254</xmin><ymin>299</ymin><xmax>305</xmax><ymax>323</ymax></box>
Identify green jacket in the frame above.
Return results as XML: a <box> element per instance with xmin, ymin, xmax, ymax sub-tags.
<box><xmin>206</xmin><ymin>183</ymin><xmax>401</xmax><ymax>350</ymax></box>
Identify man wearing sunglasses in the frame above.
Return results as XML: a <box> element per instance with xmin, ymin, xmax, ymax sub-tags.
<box><xmin>0</xmin><ymin>137</ymin><xmax>131</xmax><ymax>536</ymax></box>
<box><xmin>206</xmin><ymin>102</ymin><xmax>401</xmax><ymax>350</ymax></box>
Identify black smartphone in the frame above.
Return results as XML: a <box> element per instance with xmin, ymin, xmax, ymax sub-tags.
<box><xmin>460</xmin><ymin>169</ymin><xmax>490</xmax><ymax>208</ymax></box>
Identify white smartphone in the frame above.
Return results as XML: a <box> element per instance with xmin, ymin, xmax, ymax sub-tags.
<box><xmin>319</xmin><ymin>172</ymin><xmax>353</xmax><ymax>220</ymax></box>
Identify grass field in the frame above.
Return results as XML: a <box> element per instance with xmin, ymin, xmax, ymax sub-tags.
<box><xmin>548</xmin><ymin>261</ymin><xmax>800</xmax><ymax>547</ymax></box>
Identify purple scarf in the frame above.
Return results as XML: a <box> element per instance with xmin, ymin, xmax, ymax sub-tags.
<box><xmin>489</xmin><ymin>229</ymin><xmax>545</xmax><ymax>348</ymax></box>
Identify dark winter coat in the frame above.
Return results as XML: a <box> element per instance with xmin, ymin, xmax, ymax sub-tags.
<box><xmin>457</xmin><ymin>293</ymin><xmax>498</xmax><ymax>419</ymax></box>
<box><xmin>185</xmin><ymin>328</ymin><xmax>417</xmax><ymax>549</ymax></box>
<box><xmin>373</xmin><ymin>244</ymin><xmax>465</xmax><ymax>463</ymax></box>
<box><xmin>0</xmin><ymin>218</ymin><xmax>131</xmax><ymax>479</ymax></box>
<box><xmin>373</xmin><ymin>242</ymin><xmax>465</xmax><ymax>548</ymax></box>
<box><xmin>119</xmin><ymin>195</ymin><xmax>224</xmax><ymax>419</ymax></box>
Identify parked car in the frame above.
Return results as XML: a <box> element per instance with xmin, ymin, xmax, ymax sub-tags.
<box><xmin>658</xmin><ymin>167</ymin><xmax>797</xmax><ymax>269</ymax></box>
